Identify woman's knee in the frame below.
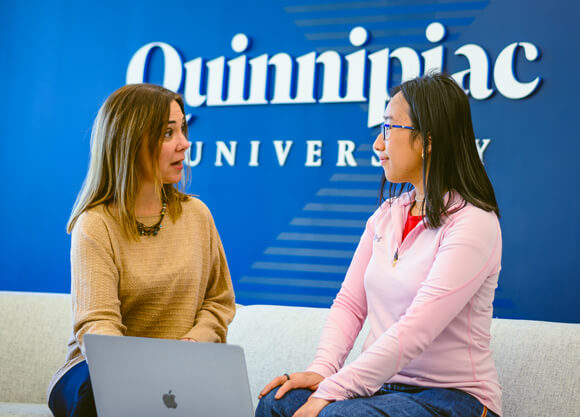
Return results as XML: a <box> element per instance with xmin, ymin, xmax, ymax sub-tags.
<box><xmin>255</xmin><ymin>388</ymin><xmax>279</xmax><ymax>417</ymax></box>
<box><xmin>48</xmin><ymin>362</ymin><xmax>97</xmax><ymax>417</ymax></box>
<box><xmin>256</xmin><ymin>387</ymin><xmax>313</xmax><ymax>417</ymax></box>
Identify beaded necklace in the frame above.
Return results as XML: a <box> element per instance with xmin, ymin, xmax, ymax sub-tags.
<box><xmin>136</xmin><ymin>201</ymin><xmax>167</xmax><ymax>236</ymax></box>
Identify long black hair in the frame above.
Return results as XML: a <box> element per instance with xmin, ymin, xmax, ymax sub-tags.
<box><xmin>379</xmin><ymin>72</ymin><xmax>499</xmax><ymax>228</ymax></box>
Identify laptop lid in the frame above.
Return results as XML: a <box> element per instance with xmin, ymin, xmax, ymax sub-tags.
<box><xmin>84</xmin><ymin>334</ymin><xmax>255</xmax><ymax>417</ymax></box>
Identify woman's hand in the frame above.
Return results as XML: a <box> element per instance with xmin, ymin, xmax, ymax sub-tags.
<box><xmin>292</xmin><ymin>397</ymin><xmax>331</xmax><ymax>417</ymax></box>
<box><xmin>181</xmin><ymin>338</ymin><xmax>197</xmax><ymax>342</ymax></box>
<box><xmin>258</xmin><ymin>371</ymin><xmax>324</xmax><ymax>400</ymax></box>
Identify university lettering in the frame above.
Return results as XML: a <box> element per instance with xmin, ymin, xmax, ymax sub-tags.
<box><xmin>126</xmin><ymin>23</ymin><xmax>541</xmax><ymax>128</ymax></box>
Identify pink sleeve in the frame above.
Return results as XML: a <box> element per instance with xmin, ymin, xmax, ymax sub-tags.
<box><xmin>312</xmin><ymin>209</ymin><xmax>502</xmax><ymax>401</ymax></box>
<box><xmin>305</xmin><ymin>213</ymin><xmax>376</xmax><ymax>377</ymax></box>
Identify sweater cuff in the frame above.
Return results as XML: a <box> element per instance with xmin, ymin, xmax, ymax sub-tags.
<box><xmin>182</xmin><ymin>326</ymin><xmax>222</xmax><ymax>343</ymax></box>
<box><xmin>311</xmin><ymin>378</ymin><xmax>349</xmax><ymax>402</ymax></box>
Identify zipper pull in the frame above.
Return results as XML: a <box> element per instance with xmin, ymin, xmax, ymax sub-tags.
<box><xmin>392</xmin><ymin>249</ymin><xmax>399</xmax><ymax>267</ymax></box>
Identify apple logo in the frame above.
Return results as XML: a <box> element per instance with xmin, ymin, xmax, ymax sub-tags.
<box><xmin>162</xmin><ymin>390</ymin><xmax>178</xmax><ymax>409</ymax></box>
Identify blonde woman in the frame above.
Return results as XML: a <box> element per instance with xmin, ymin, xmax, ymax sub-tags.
<box><xmin>48</xmin><ymin>84</ymin><xmax>235</xmax><ymax>417</ymax></box>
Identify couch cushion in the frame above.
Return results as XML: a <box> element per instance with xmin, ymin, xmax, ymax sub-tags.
<box><xmin>490</xmin><ymin>318</ymin><xmax>580</xmax><ymax>417</ymax></box>
<box><xmin>0</xmin><ymin>403</ymin><xmax>52</xmax><ymax>417</ymax></box>
<box><xmin>0</xmin><ymin>292</ymin><xmax>71</xmax><ymax>404</ymax></box>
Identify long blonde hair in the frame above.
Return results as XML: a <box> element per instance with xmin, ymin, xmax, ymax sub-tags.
<box><xmin>67</xmin><ymin>83</ymin><xmax>190</xmax><ymax>238</ymax></box>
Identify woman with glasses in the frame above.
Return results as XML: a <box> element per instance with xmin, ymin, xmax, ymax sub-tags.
<box><xmin>47</xmin><ymin>84</ymin><xmax>236</xmax><ymax>417</ymax></box>
<box><xmin>256</xmin><ymin>73</ymin><xmax>502</xmax><ymax>417</ymax></box>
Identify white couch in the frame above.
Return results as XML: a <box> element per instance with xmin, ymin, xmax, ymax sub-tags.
<box><xmin>1</xmin><ymin>291</ymin><xmax>579</xmax><ymax>417</ymax></box>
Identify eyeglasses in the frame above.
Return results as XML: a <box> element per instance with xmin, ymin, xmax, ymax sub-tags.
<box><xmin>382</xmin><ymin>123</ymin><xmax>415</xmax><ymax>139</ymax></box>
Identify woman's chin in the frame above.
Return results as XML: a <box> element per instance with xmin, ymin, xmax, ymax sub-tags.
<box><xmin>383</xmin><ymin>168</ymin><xmax>395</xmax><ymax>183</ymax></box>
<box><xmin>162</xmin><ymin>176</ymin><xmax>182</xmax><ymax>185</ymax></box>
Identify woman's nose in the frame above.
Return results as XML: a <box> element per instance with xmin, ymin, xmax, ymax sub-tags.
<box><xmin>373</xmin><ymin>134</ymin><xmax>385</xmax><ymax>152</ymax></box>
<box><xmin>177</xmin><ymin>133</ymin><xmax>191</xmax><ymax>151</ymax></box>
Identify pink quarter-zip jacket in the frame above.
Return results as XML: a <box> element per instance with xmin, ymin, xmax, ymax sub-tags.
<box><xmin>307</xmin><ymin>191</ymin><xmax>502</xmax><ymax>415</ymax></box>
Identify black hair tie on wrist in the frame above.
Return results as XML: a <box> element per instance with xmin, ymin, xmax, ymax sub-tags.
<box><xmin>284</xmin><ymin>373</ymin><xmax>290</xmax><ymax>381</ymax></box>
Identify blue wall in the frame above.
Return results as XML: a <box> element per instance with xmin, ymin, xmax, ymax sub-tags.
<box><xmin>1</xmin><ymin>0</ymin><xmax>579</xmax><ymax>323</ymax></box>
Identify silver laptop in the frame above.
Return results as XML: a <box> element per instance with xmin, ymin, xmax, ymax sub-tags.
<box><xmin>84</xmin><ymin>334</ymin><xmax>255</xmax><ymax>417</ymax></box>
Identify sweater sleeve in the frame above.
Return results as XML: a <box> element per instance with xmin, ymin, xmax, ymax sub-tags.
<box><xmin>312</xmin><ymin>208</ymin><xmax>502</xmax><ymax>401</ymax></box>
<box><xmin>305</xmin><ymin>213</ymin><xmax>375</xmax><ymax>378</ymax></box>
<box><xmin>182</xmin><ymin>207</ymin><xmax>235</xmax><ymax>343</ymax></box>
<box><xmin>71</xmin><ymin>211</ymin><xmax>126</xmax><ymax>353</ymax></box>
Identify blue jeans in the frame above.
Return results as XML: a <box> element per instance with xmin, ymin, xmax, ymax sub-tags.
<box><xmin>48</xmin><ymin>361</ymin><xmax>97</xmax><ymax>417</ymax></box>
<box><xmin>255</xmin><ymin>383</ymin><xmax>499</xmax><ymax>417</ymax></box>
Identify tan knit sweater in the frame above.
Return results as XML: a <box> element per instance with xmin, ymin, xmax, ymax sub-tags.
<box><xmin>48</xmin><ymin>197</ymin><xmax>236</xmax><ymax>397</ymax></box>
